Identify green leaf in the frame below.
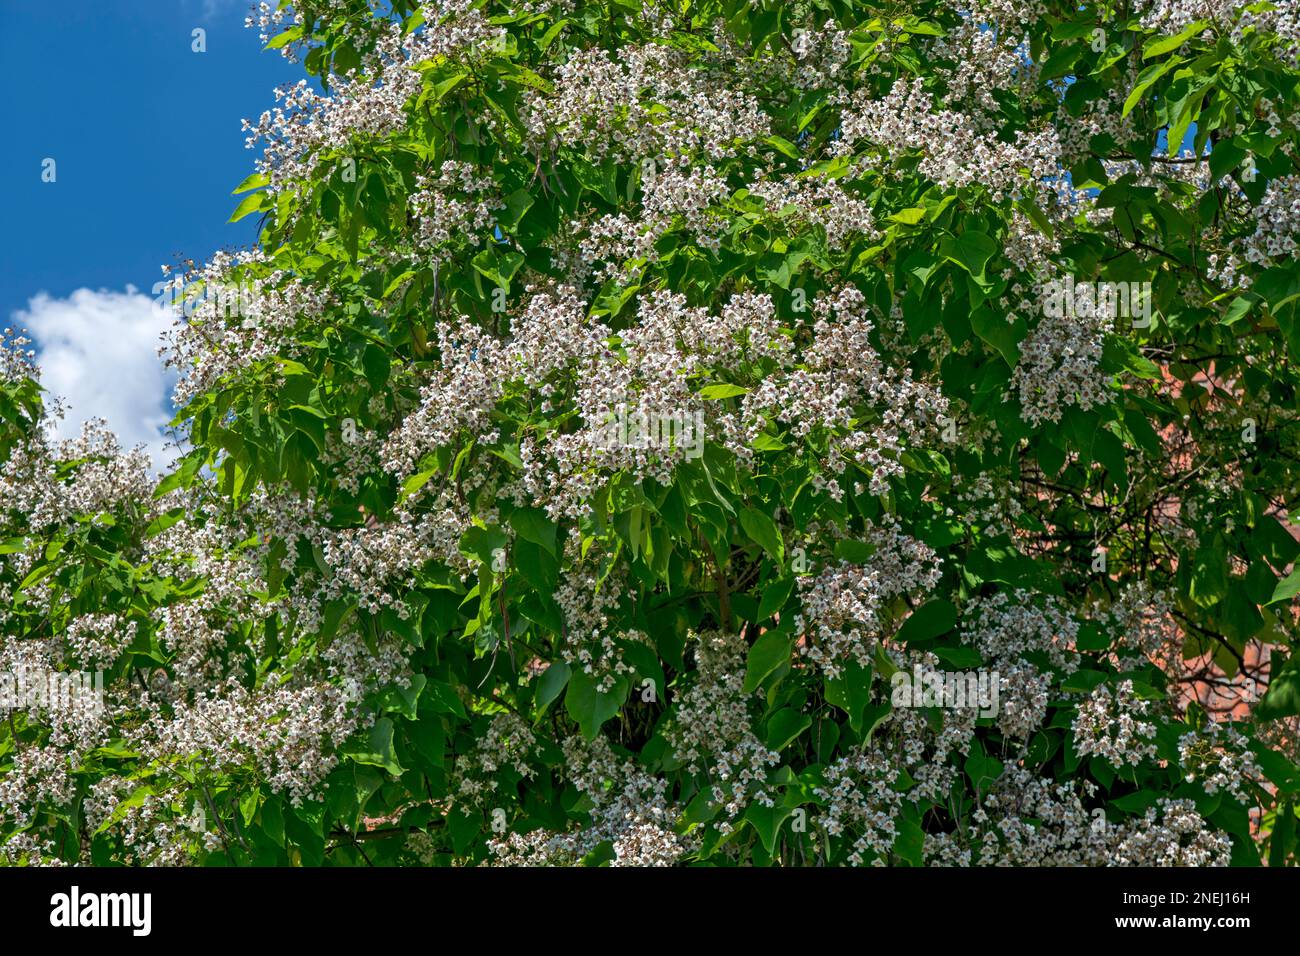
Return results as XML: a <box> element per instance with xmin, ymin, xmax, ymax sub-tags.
<box><xmin>744</xmin><ymin>630</ymin><xmax>793</xmax><ymax>693</ymax></box>
<box><xmin>833</xmin><ymin>539</ymin><xmax>876</xmax><ymax>564</ymax></box>
<box><xmin>229</xmin><ymin>191</ymin><xmax>267</xmax><ymax>223</ymax></box>
<box><xmin>1165</xmin><ymin>78</ymin><xmax>1212</xmax><ymax>157</ymax></box>
<box><xmin>964</xmin><ymin>741</ymin><xmax>1004</xmax><ymax>790</ymax></box>
<box><xmin>764</xmin><ymin>135</ymin><xmax>800</xmax><ymax>159</ymax></box>
<box><xmin>239</xmin><ymin>791</ymin><xmax>261</xmax><ymax>828</ymax></box>
<box><xmin>765</xmin><ymin>708</ymin><xmax>812</xmax><ymax>752</ymax></box>
<box><xmin>940</xmin><ymin>231</ymin><xmax>997</xmax><ymax>282</ymax></box>
<box><xmin>425</xmin><ymin>71</ymin><xmax>469</xmax><ymax>106</ymax></box>
<box><xmin>508</xmin><ymin>506</ymin><xmax>558</xmax><ymax>557</ymax></box>
<box><xmin>970</xmin><ymin>306</ymin><xmax>1020</xmax><ymax>366</ymax></box>
<box><xmin>744</xmin><ymin>801</ymin><xmax>796</xmax><ymax>855</ymax></box>
<box><xmin>824</xmin><ymin>660</ymin><xmax>876</xmax><ymax>733</ymax></box>
<box><xmin>343</xmin><ymin>718</ymin><xmax>405</xmax><ymax>776</ymax></box>
<box><xmin>498</xmin><ymin>188</ymin><xmax>535</xmax><ymax>232</ymax></box>
<box><xmin>1257</xmin><ymin>659</ymin><xmax>1300</xmax><ymax>721</ymax></box>
<box><xmin>260</xmin><ymin>799</ymin><xmax>285</xmax><ymax>846</ymax></box>
<box><xmin>265</xmin><ymin>25</ymin><xmax>303</xmax><ymax>50</ymax></box>
<box><xmin>933</xmin><ymin>646</ymin><xmax>982</xmax><ymax>668</ymax></box>
<box><xmin>1122</xmin><ymin>57</ymin><xmax>1184</xmax><ymax>117</ymax></box>
<box><xmin>739</xmin><ymin>508</ymin><xmax>783</xmax><ymax>564</ymax></box>
<box><xmin>699</xmin><ymin>383</ymin><xmax>749</xmax><ymax>400</ymax></box>
<box><xmin>232</xmin><ymin>172</ymin><xmax>269</xmax><ymax>195</ymax></box>
<box><xmin>471</xmin><ymin>246</ymin><xmax>525</xmax><ymax>291</ymax></box>
<box><xmin>537</xmin><ymin>18</ymin><xmax>569</xmax><ymax>50</ymax></box>
<box><xmin>1188</xmin><ymin>535</ymin><xmax>1229</xmax><ymax>608</ymax></box>
<box><xmin>399</xmin><ymin>468</ymin><xmax>439</xmax><ymax>503</ymax></box>
<box><xmin>896</xmin><ymin>599</ymin><xmax>957</xmax><ymax>644</ymax></box>
<box><xmin>1221</xmin><ymin>295</ymin><xmax>1253</xmax><ymax>326</ymax></box>
<box><xmin>892</xmin><ymin>814</ymin><xmax>925</xmax><ymax>866</ymax></box>
<box><xmin>888</xmin><ymin>207</ymin><xmax>927</xmax><ymax>225</ymax></box>
<box><xmin>535</xmin><ymin>661</ymin><xmax>570</xmax><ymax>711</ymax></box>
<box><xmin>1268</xmin><ymin>566</ymin><xmax>1300</xmax><ymax>605</ymax></box>
<box><xmin>580</xmin><ymin>840</ymin><xmax>616</xmax><ymax>866</ymax></box>
<box><xmin>756</xmin><ymin>576</ymin><xmax>795</xmax><ymax>621</ymax></box>
<box><xmin>565</xmin><ymin>669</ymin><xmax>626</xmax><ymax>739</ymax></box>
<box><xmin>424</xmin><ymin>680</ymin><xmax>467</xmax><ymax>719</ymax></box>
<box><xmin>379</xmin><ymin>674</ymin><xmax>427</xmax><ymax>720</ymax></box>
<box><xmin>94</xmin><ymin>784</ymin><xmax>155</xmax><ymax>835</ymax></box>
<box><xmin>1143</xmin><ymin>21</ymin><xmax>1209</xmax><ymax>59</ymax></box>
<box><xmin>1269</xmin><ymin>802</ymin><xmax>1295</xmax><ymax>867</ymax></box>
<box><xmin>1061</xmin><ymin>669</ymin><xmax>1111</xmax><ymax>694</ymax></box>
<box><xmin>459</xmin><ymin>525</ymin><xmax>509</xmax><ymax>566</ymax></box>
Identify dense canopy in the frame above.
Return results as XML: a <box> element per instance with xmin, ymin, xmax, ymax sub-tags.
<box><xmin>3</xmin><ymin>0</ymin><xmax>1300</xmax><ymax>866</ymax></box>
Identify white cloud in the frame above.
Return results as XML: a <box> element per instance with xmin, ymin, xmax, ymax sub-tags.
<box><xmin>12</xmin><ymin>286</ymin><xmax>178</xmax><ymax>471</ymax></box>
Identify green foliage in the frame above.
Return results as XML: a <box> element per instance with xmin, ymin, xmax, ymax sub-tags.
<box><xmin>3</xmin><ymin>0</ymin><xmax>1300</xmax><ymax>867</ymax></box>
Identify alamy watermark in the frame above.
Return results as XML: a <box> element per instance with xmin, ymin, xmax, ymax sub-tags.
<box><xmin>1041</xmin><ymin>276</ymin><xmax>1152</xmax><ymax>328</ymax></box>
<box><xmin>890</xmin><ymin>664</ymin><xmax>1000</xmax><ymax>718</ymax></box>
<box><xmin>50</xmin><ymin>886</ymin><xmax>151</xmax><ymax>936</ymax></box>
<box><xmin>0</xmin><ymin>666</ymin><xmax>105</xmax><ymax>717</ymax></box>
<box><xmin>152</xmin><ymin>279</ymin><xmax>264</xmax><ymax>323</ymax></box>
<box><xmin>594</xmin><ymin>400</ymin><xmax>705</xmax><ymax>460</ymax></box>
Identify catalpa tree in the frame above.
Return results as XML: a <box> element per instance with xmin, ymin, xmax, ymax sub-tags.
<box><xmin>2</xmin><ymin>0</ymin><xmax>1300</xmax><ymax>866</ymax></box>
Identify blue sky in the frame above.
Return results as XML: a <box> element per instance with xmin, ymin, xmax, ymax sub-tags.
<box><xmin>0</xmin><ymin>0</ymin><xmax>301</xmax><ymax>463</ymax></box>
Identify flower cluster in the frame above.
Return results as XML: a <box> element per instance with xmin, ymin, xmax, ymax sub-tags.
<box><xmin>795</xmin><ymin>524</ymin><xmax>943</xmax><ymax>679</ymax></box>
<box><xmin>521</xmin><ymin>43</ymin><xmax>769</xmax><ymax>163</ymax></box>
<box><xmin>665</xmin><ymin>630</ymin><xmax>780</xmax><ymax>822</ymax></box>
<box><xmin>838</xmin><ymin>78</ymin><xmax>1063</xmax><ymax>201</ymax></box>
<box><xmin>1178</xmin><ymin>722</ymin><xmax>1260</xmax><ymax>803</ymax></box>
<box><xmin>1072</xmin><ymin>680</ymin><xmax>1160</xmax><ymax>768</ymax></box>
<box><xmin>487</xmin><ymin>735</ymin><xmax>691</xmax><ymax>866</ymax></box>
<box><xmin>409</xmin><ymin>161</ymin><xmax>502</xmax><ymax>255</ymax></box>
<box><xmin>1008</xmin><ymin>293</ymin><xmax>1114</xmax><ymax>426</ymax></box>
<box><xmin>243</xmin><ymin>3</ymin><xmax>504</xmax><ymax>190</ymax></box>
